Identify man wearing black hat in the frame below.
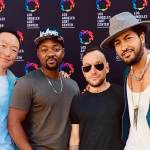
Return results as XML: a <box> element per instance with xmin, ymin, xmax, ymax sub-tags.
<box><xmin>101</xmin><ymin>12</ymin><xmax>150</xmax><ymax>150</ymax></box>
<box><xmin>8</xmin><ymin>28</ymin><xmax>80</xmax><ymax>150</ymax></box>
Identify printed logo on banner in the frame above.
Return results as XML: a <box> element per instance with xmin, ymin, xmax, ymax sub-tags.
<box><xmin>60</xmin><ymin>0</ymin><xmax>75</xmax><ymax>12</ymax></box>
<box><xmin>96</xmin><ymin>0</ymin><xmax>111</xmax><ymax>11</ymax></box>
<box><xmin>25</xmin><ymin>0</ymin><xmax>40</xmax><ymax>13</ymax></box>
<box><xmin>24</xmin><ymin>62</ymin><xmax>75</xmax><ymax>75</ymax></box>
<box><xmin>59</xmin><ymin>63</ymin><xmax>75</xmax><ymax>75</ymax></box>
<box><xmin>17</xmin><ymin>31</ymin><xmax>24</xmax><ymax>43</ymax></box>
<box><xmin>25</xmin><ymin>62</ymin><xmax>39</xmax><ymax>75</ymax></box>
<box><xmin>16</xmin><ymin>30</ymin><xmax>24</xmax><ymax>61</ymax></box>
<box><xmin>96</xmin><ymin>0</ymin><xmax>111</xmax><ymax>28</ymax></box>
<box><xmin>25</xmin><ymin>0</ymin><xmax>40</xmax><ymax>29</ymax></box>
<box><xmin>0</xmin><ymin>0</ymin><xmax>5</xmax><ymax>27</ymax></box>
<box><xmin>79</xmin><ymin>30</ymin><xmax>94</xmax><ymax>61</ymax></box>
<box><xmin>132</xmin><ymin>0</ymin><xmax>148</xmax><ymax>11</ymax></box>
<box><xmin>0</xmin><ymin>0</ymin><xmax>5</xmax><ymax>13</ymax></box>
<box><xmin>61</xmin><ymin>0</ymin><xmax>76</xmax><ymax>28</ymax></box>
<box><xmin>79</xmin><ymin>30</ymin><xmax>94</xmax><ymax>45</ymax></box>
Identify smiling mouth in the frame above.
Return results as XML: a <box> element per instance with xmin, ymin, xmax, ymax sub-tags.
<box><xmin>122</xmin><ymin>50</ymin><xmax>133</xmax><ymax>58</ymax></box>
<box><xmin>46</xmin><ymin>58</ymin><xmax>57</xmax><ymax>64</ymax></box>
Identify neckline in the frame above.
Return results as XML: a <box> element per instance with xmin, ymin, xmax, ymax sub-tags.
<box><xmin>86</xmin><ymin>84</ymin><xmax>112</xmax><ymax>95</ymax></box>
<box><xmin>130</xmin><ymin>53</ymin><xmax>150</xmax><ymax>81</ymax></box>
<box><xmin>0</xmin><ymin>75</ymin><xmax>7</xmax><ymax>78</ymax></box>
<box><xmin>127</xmin><ymin>82</ymin><xmax>150</xmax><ymax>94</ymax></box>
<box><xmin>40</xmin><ymin>68</ymin><xmax>63</xmax><ymax>94</ymax></box>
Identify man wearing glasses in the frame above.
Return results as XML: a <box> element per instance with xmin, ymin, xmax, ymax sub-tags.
<box><xmin>69</xmin><ymin>47</ymin><xmax>125</xmax><ymax>150</ymax></box>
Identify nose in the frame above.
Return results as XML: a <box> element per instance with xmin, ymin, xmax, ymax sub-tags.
<box><xmin>46</xmin><ymin>49</ymin><xmax>56</xmax><ymax>56</ymax></box>
<box><xmin>120</xmin><ymin>41</ymin><xmax>128</xmax><ymax>52</ymax></box>
<box><xmin>90</xmin><ymin>65</ymin><xmax>97</xmax><ymax>74</ymax></box>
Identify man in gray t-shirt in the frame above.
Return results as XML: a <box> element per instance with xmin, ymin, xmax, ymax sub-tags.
<box><xmin>8</xmin><ymin>28</ymin><xmax>79</xmax><ymax>150</ymax></box>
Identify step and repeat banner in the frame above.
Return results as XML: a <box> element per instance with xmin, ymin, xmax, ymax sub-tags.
<box><xmin>0</xmin><ymin>0</ymin><xmax>150</xmax><ymax>89</ymax></box>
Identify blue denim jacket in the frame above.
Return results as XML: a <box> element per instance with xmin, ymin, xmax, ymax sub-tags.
<box><xmin>122</xmin><ymin>67</ymin><xmax>150</xmax><ymax>142</ymax></box>
<box><xmin>0</xmin><ymin>70</ymin><xmax>16</xmax><ymax>150</ymax></box>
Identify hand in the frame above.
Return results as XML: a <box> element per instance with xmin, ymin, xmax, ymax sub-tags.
<box><xmin>82</xmin><ymin>84</ymin><xmax>90</xmax><ymax>93</ymax></box>
<box><xmin>59</xmin><ymin>71</ymin><xmax>70</xmax><ymax>78</ymax></box>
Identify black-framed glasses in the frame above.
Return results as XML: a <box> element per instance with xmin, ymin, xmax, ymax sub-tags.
<box><xmin>82</xmin><ymin>63</ymin><xmax>104</xmax><ymax>73</ymax></box>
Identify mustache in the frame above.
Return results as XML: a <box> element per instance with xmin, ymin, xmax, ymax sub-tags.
<box><xmin>46</xmin><ymin>56</ymin><xmax>57</xmax><ymax>61</ymax></box>
<box><xmin>122</xmin><ymin>48</ymin><xmax>133</xmax><ymax>56</ymax></box>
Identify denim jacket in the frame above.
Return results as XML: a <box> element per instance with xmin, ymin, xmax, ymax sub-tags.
<box><xmin>122</xmin><ymin>67</ymin><xmax>150</xmax><ymax>142</ymax></box>
<box><xmin>0</xmin><ymin>69</ymin><xmax>16</xmax><ymax>150</ymax></box>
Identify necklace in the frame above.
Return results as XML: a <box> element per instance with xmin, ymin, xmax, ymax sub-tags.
<box><xmin>46</xmin><ymin>77</ymin><xmax>63</xmax><ymax>94</ymax></box>
<box><xmin>130</xmin><ymin>53</ymin><xmax>150</xmax><ymax>81</ymax></box>
<box><xmin>130</xmin><ymin>77</ymin><xmax>142</xmax><ymax>129</ymax></box>
<box><xmin>41</xmin><ymin>69</ymin><xmax>63</xmax><ymax>94</ymax></box>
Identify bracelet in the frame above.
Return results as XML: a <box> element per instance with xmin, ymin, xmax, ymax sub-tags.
<box><xmin>69</xmin><ymin>145</ymin><xmax>79</xmax><ymax>150</ymax></box>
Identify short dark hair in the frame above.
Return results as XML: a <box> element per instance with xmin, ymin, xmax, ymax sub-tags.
<box><xmin>131</xmin><ymin>25</ymin><xmax>147</xmax><ymax>36</ymax></box>
<box><xmin>82</xmin><ymin>46</ymin><xmax>103</xmax><ymax>58</ymax></box>
<box><xmin>0</xmin><ymin>28</ymin><xmax>20</xmax><ymax>43</ymax></box>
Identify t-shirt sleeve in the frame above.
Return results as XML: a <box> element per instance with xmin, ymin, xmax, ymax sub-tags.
<box><xmin>70</xmin><ymin>96</ymin><xmax>80</xmax><ymax>124</ymax></box>
<box><xmin>10</xmin><ymin>77</ymin><xmax>33</xmax><ymax>112</ymax></box>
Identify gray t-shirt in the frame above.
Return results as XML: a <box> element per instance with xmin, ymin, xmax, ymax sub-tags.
<box><xmin>10</xmin><ymin>69</ymin><xmax>79</xmax><ymax>150</ymax></box>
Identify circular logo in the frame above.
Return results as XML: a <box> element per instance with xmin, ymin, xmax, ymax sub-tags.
<box><xmin>60</xmin><ymin>0</ymin><xmax>75</xmax><ymax>12</ymax></box>
<box><xmin>132</xmin><ymin>0</ymin><xmax>148</xmax><ymax>11</ymax></box>
<box><xmin>25</xmin><ymin>0</ymin><xmax>40</xmax><ymax>13</ymax></box>
<box><xmin>79</xmin><ymin>30</ymin><xmax>94</xmax><ymax>45</ymax></box>
<box><xmin>0</xmin><ymin>0</ymin><xmax>5</xmax><ymax>13</ymax></box>
<box><xmin>60</xmin><ymin>62</ymin><xmax>75</xmax><ymax>75</ymax></box>
<box><xmin>17</xmin><ymin>31</ymin><xmax>24</xmax><ymax>43</ymax></box>
<box><xmin>96</xmin><ymin>0</ymin><xmax>111</xmax><ymax>11</ymax></box>
<box><xmin>25</xmin><ymin>62</ymin><xmax>39</xmax><ymax>75</ymax></box>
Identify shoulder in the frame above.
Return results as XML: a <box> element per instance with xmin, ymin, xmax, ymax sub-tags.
<box><xmin>62</xmin><ymin>78</ymin><xmax>79</xmax><ymax>90</ymax></box>
<box><xmin>16</xmin><ymin>69</ymin><xmax>42</xmax><ymax>86</ymax></box>
<box><xmin>123</xmin><ymin>67</ymin><xmax>130</xmax><ymax>78</ymax></box>
<box><xmin>110</xmin><ymin>83</ymin><xmax>124</xmax><ymax>95</ymax></box>
<box><xmin>26</xmin><ymin>69</ymin><xmax>42</xmax><ymax>79</ymax></box>
<box><xmin>7</xmin><ymin>69</ymin><xmax>16</xmax><ymax>80</ymax></box>
<box><xmin>111</xmin><ymin>83</ymin><xmax>123</xmax><ymax>89</ymax></box>
<box><xmin>72</xmin><ymin>92</ymin><xmax>88</xmax><ymax>103</ymax></box>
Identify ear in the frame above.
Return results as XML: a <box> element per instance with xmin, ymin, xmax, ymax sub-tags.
<box><xmin>62</xmin><ymin>48</ymin><xmax>65</xmax><ymax>58</ymax></box>
<box><xmin>140</xmin><ymin>32</ymin><xmax>145</xmax><ymax>45</ymax></box>
<box><xmin>105</xmin><ymin>62</ymin><xmax>110</xmax><ymax>74</ymax></box>
<box><xmin>37</xmin><ymin>49</ymin><xmax>39</xmax><ymax>59</ymax></box>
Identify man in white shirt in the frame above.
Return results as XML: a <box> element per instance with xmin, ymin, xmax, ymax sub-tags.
<box><xmin>100</xmin><ymin>11</ymin><xmax>150</xmax><ymax>150</ymax></box>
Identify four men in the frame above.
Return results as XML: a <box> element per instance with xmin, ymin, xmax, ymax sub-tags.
<box><xmin>0</xmin><ymin>11</ymin><xmax>149</xmax><ymax>150</ymax></box>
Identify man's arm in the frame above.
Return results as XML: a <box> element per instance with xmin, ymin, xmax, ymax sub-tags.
<box><xmin>8</xmin><ymin>108</ymin><xmax>33</xmax><ymax>150</ymax></box>
<box><xmin>69</xmin><ymin>124</ymin><xmax>80</xmax><ymax>150</ymax></box>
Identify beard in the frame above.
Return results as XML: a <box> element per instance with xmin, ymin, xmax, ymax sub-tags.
<box><xmin>45</xmin><ymin>57</ymin><xmax>59</xmax><ymax>71</ymax></box>
<box><xmin>86</xmin><ymin>77</ymin><xmax>105</xmax><ymax>88</ymax></box>
<box><xmin>120</xmin><ymin>42</ymin><xmax>144</xmax><ymax>66</ymax></box>
<box><xmin>45</xmin><ymin>62</ymin><xmax>58</xmax><ymax>70</ymax></box>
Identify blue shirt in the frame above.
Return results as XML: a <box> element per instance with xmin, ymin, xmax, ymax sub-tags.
<box><xmin>0</xmin><ymin>70</ymin><xmax>16</xmax><ymax>150</ymax></box>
